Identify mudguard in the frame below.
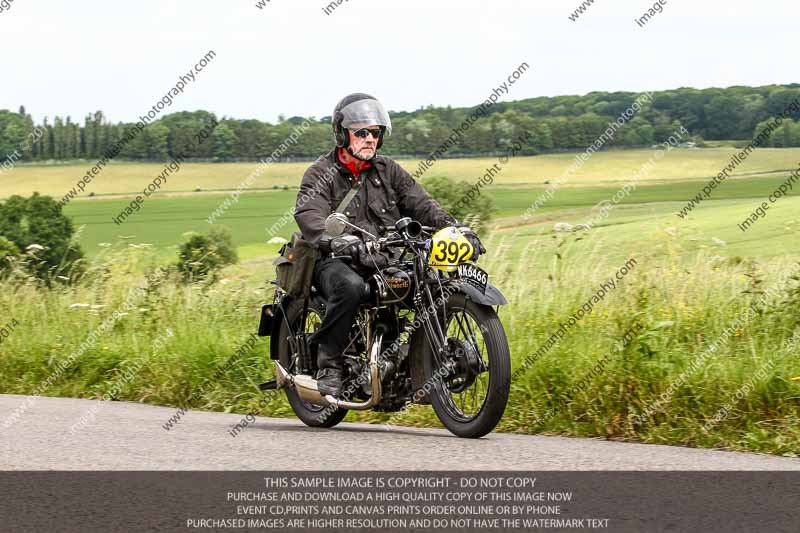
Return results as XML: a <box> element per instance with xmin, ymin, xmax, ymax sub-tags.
<box><xmin>407</xmin><ymin>285</ymin><xmax>506</xmax><ymax>396</ymax></box>
<box><xmin>257</xmin><ymin>299</ymin><xmax>287</xmax><ymax>360</ymax></box>
<box><xmin>450</xmin><ymin>281</ymin><xmax>508</xmax><ymax>306</ymax></box>
<box><xmin>258</xmin><ymin>304</ymin><xmax>275</xmax><ymax>337</ymax></box>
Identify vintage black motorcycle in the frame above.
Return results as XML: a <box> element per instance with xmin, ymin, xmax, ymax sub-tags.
<box><xmin>257</xmin><ymin>214</ymin><xmax>510</xmax><ymax>438</ymax></box>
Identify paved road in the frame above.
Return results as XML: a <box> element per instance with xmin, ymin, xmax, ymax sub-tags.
<box><xmin>2</xmin><ymin>394</ymin><xmax>798</xmax><ymax>470</ymax></box>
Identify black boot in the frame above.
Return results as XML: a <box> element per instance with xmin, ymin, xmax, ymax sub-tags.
<box><xmin>316</xmin><ymin>345</ymin><xmax>343</xmax><ymax>397</ymax></box>
<box><xmin>316</xmin><ymin>368</ymin><xmax>343</xmax><ymax>397</ymax></box>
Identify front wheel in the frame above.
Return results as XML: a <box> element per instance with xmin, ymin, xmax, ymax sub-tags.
<box><xmin>422</xmin><ymin>293</ymin><xmax>511</xmax><ymax>438</ymax></box>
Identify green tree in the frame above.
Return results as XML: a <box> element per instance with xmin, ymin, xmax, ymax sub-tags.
<box><xmin>160</xmin><ymin>111</ymin><xmax>218</xmax><ymax>158</ymax></box>
<box><xmin>0</xmin><ymin>235</ymin><xmax>20</xmax><ymax>274</ymax></box>
<box><xmin>766</xmin><ymin>89</ymin><xmax>800</xmax><ymax>120</ymax></box>
<box><xmin>122</xmin><ymin>122</ymin><xmax>169</xmax><ymax>160</ymax></box>
<box><xmin>229</xmin><ymin>119</ymin><xmax>268</xmax><ymax>159</ymax></box>
<box><xmin>210</xmin><ymin>123</ymin><xmax>238</xmax><ymax>161</ymax></box>
<box><xmin>64</xmin><ymin>116</ymin><xmax>77</xmax><ymax>159</ymax></box>
<box><xmin>43</xmin><ymin>118</ymin><xmax>55</xmax><ymax>160</ymax></box>
<box><xmin>703</xmin><ymin>96</ymin><xmax>747</xmax><ymax>139</ymax></box>
<box><xmin>0</xmin><ymin>193</ymin><xmax>84</xmax><ymax>281</ymax></box>
<box><xmin>422</xmin><ymin>176</ymin><xmax>495</xmax><ymax>231</ymax></box>
<box><xmin>756</xmin><ymin>119</ymin><xmax>800</xmax><ymax>147</ymax></box>
<box><xmin>0</xmin><ymin>110</ymin><xmax>26</xmax><ymax>159</ymax></box>
<box><xmin>176</xmin><ymin>226</ymin><xmax>238</xmax><ymax>281</ymax></box>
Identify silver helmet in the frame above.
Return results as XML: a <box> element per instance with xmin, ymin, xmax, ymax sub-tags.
<box><xmin>332</xmin><ymin>93</ymin><xmax>392</xmax><ymax>150</ymax></box>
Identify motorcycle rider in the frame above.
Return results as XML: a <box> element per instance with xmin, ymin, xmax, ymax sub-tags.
<box><xmin>294</xmin><ymin>93</ymin><xmax>485</xmax><ymax>397</ymax></box>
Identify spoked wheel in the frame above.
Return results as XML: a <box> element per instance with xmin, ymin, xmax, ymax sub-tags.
<box><xmin>277</xmin><ymin>298</ymin><xmax>348</xmax><ymax>428</ymax></box>
<box><xmin>423</xmin><ymin>293</ymin><xmax>510</xmax><ymax>438</ymax></box>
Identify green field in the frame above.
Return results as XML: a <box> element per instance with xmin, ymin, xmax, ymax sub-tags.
<box><xmin>2</xmin><ymin>147</ymin><xmax>799</xmax><ymax>455</ymax></box>
<box><xmin>56</xmin><ymin>150</ymin><xmax>800</xmax><ymax>263</ymax></box>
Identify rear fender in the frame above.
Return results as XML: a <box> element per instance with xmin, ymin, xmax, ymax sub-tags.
<box><xmin>261</xmin><ymin>295</ymin><xmax>326</xmax><ymax>360</ymax></box>
<box><xmin>257</xmin><ymin>298</ymin><xmax>289</xmax><ymax>360</ymax></box>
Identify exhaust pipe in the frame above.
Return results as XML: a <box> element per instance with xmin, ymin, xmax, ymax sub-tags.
<box><xmin>327</xmin><ymin>332</ymin><xmax>383</xmax><ymax>410</ymax></box>
<box><xmin>273</xmin><ymin>362</ymin><xmax>330</xmax><ymax>406</ymax></box>
<box><xmin>273</xmin><ymin>332</ymin><xmax>384</xmax><ymax>411</ymax></box>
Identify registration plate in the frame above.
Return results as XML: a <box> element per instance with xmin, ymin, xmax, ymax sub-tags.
<box><xmin>456</xmin><ymin>263</ymin><xmax>488</xmax><ymax>293</ymax></box>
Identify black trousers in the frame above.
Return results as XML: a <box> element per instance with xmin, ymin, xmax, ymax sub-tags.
<box><xmin>310</xmin><ymin>257</ymin><xmax>367</xmax><ymax>370</ymax></box>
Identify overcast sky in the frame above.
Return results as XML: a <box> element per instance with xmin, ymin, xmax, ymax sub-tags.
<box><xmin>1</xmin><ymin>0</ymin><xmax>797</xmax><ymax>124</ymax></box>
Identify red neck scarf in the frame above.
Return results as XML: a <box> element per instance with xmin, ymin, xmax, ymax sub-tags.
<box><xmin>337</xmin><ymin>147</ymin><xmax>372</xmax><ymax>178</ymax></box>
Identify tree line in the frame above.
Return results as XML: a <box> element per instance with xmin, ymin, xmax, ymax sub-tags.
<box><xmin>2</xmin><ymin>84</ymin><xmax>800</xmax><ymax>164</ymax></box>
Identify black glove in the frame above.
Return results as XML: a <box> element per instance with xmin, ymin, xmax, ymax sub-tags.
<box><xmin>330</xmin><ymin>234</ymin><xmax>363</xmax><ymax>260</ymax></box>
<box><xmin>357</xmin><ymin>247</ymin><xmax>389</xmax><ymax>269</ymax></box>
<box><xmin>317</xmin><ymin>235</ymin><xmax>333</xmax><ymax>254</ymax></box>
<box><xmin>456</xmin><ymin>225</ymin><xmax>486</xmax><ymax>261</ymax></box>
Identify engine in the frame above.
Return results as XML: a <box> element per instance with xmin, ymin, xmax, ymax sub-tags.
<box><xmin>369</xmin><ymin>266</ymin><xmax>413</xmax><ymax>306</ymax></box>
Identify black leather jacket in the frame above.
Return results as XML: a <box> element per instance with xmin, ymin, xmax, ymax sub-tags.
<box><xmin>294</xmin><ymin>149</ymin><xmax>456</xmax><ymax>248</ymax></box>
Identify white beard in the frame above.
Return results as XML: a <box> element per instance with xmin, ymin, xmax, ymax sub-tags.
<box><xmin>349</xmin><ymin>146</ymin><xmax>376</xmax><ymax>161</ymax></box>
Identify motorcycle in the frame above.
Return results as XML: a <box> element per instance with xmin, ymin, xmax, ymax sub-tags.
<box><xmin>257</xmin><ymin>214</ymin><xmax>511</xmax><ymax>438</ymax></box>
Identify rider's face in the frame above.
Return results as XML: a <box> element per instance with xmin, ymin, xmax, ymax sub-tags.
<box><xmin>347</xmin><ymin>124</ymin><xmax>381</xmax><ymax>160</ymax></box>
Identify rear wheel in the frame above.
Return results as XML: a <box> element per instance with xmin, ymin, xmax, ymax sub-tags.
<box><xmin>423</xmin><ymin>293</ymin><xmax>510</xmax><ymax>438</ymax></box>
<box><xmin>277</xmin><ymin>298</ymin><xmax>348</xmax><ymax>428</ymax></box>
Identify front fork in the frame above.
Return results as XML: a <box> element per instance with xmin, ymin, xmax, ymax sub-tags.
<box><xmin>416</xmin><ymin>275</ymin><xmax>453</xmax><ymax>371</ymax></box>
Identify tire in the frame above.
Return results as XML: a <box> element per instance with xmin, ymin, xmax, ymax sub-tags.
<box><xmin>422</xmin><ymin>293</ymin><xmax>511</xmax><ymax>438</ymax></box>
<box><xmin>277</xmin><ymin>297</ymin><xmax>348</xmax><ymax>428</ymax></box>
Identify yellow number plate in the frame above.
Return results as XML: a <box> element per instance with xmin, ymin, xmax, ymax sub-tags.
<box><xmin>428</xmin><ymin>227</ymin><xmax>473</xmax><ymax>271</ymax></box>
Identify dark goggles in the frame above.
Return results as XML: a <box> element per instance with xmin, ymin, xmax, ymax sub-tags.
<box><xmin>352</xmin><ymin>127</ymin><xmax>383</xmax><ymax>139</ymax></box>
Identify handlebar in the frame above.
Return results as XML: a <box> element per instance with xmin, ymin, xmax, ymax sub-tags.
<box><xmin>378</xmin><ymin>224</ymin><xmax>435</xmax><ymax>234</ymax></box>
<box><xmin>372</xmin><ymin>230</ymin><xmax>431</xmax><ymax>254</ymax></box>
<box><xmin>340</xmin><ymin>219</ymin><xmax>436</xmax><ymax>254</ymax></box>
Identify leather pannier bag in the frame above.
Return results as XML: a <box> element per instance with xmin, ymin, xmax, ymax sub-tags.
<box><xmin>274</xmin><ymin>232</ymin><xmax>319</xmax><ymax>298</ymax></box>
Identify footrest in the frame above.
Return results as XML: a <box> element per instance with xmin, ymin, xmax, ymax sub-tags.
<box><xmin>259</xmin><ymin>380</ymin><xmax>278</xmax><ymax>391</ymax></box>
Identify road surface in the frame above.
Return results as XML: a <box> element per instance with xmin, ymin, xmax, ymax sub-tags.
<box><xmin>2</xmin><ymin>394</ymin><xmax>798</xmax><ymax>470</ymax></box>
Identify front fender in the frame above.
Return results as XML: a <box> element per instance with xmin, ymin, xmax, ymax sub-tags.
<box><xmin>407</xmin><ymin>286</ymin><xmax>506</xmax><ymax>397</ymax></box>
<box><xmin>449</xmin><ymin>281</ymin><xmax>508</xmax><ymax>306</ymax></box>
